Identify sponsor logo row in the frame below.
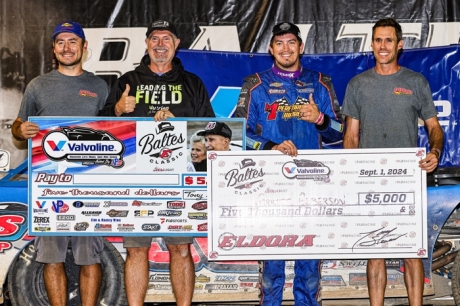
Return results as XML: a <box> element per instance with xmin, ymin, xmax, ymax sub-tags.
<box><xmin>34</xmin><ymin>210</ymin><xmax>207</xmax><ymax>221</ymax></box>
<box><xmin>35</xmin><ymin>222</ymin><xmax>208</xmax><ymax>232</ymax></box>
<box><xmin>148</xmin><ymin>274</ymin><xmax>259</xmax><ymax>291</ymax></box>
<box><xmin>34</xmin><ymin>200</ymin><xmax>207</xmax><ymax>211</ymax></box>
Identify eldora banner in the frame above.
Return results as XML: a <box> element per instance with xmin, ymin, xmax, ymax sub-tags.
<box><xmin>207</xmin><ymin>149</ymin><xmax>428</xmax><ymax>261</ymax></box>
<box><xmin>28</xmin><ymin>117</ymin><xmax>245</xmax><ymax>236</ymax></box>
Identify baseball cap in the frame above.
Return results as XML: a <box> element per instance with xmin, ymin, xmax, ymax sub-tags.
<box><xmin>271</xmin><ymin>22</ymin><xmax>302</xmax><ymax>43</ymax></box>
<box><xmin>146</xmin><ymin>20</ymin><xmax>178</xmax><ymax>38</ymax></box>
<box><xmin>52</xmin><ymin>21</ymin><xmax>85</xmax><ymax>40</ymax></box>
<box><xmin>197</xmin><ymin>122</ymin><xmax>232</xmax><ymax>140</ymax></box>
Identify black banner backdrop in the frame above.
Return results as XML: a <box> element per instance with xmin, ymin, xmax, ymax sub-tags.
<box><xmin>2</xmin><ymin>0</ymin><xmax>460</xmax><ymax>85</ymax></box>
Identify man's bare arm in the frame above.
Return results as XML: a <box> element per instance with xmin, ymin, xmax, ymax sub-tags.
<box><xmin>419</xmin><ymin>116</ymin><xmax>444</xmax><ymax>172</ymax></box>
<box><xmin>343</xmin><ymin>116</ymin><xmax>360</xmax><ymax>149</ymax></box>
<box><xmin>425</xmin><ymin>116</ymin><xmax>444</xmax><ymax>153</ymax></box>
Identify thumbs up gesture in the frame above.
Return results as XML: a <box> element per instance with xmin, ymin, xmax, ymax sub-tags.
<box><xmin>115</xmin><ymin>84</ymin><xmax>136</xmax><ymax>116</ymax></box>
<box><xmin>299</xmin><ymin>93</ymin><xmax>323</xmax><ymax>124</ymax></box>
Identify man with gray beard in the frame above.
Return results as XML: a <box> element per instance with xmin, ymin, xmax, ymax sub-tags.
<box><xmin>99</xmin><ymin>20</ymin><xmax>214</xmax><ymax>306</ymax></box>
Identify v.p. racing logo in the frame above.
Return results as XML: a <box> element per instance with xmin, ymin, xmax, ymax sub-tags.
<box><xmin>42</xmin><ymin>127</ymin><xmax>125</xmax><ymax>168</ymax></box>
<box><xmin>283</xmin><ymin>159</ymin><xmax>330</xmax><ymax>182</ymax></box>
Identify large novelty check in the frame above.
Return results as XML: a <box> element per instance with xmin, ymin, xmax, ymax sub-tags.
<box><xmin>28</xmin><ymin>117</ymin><xmax>245</xmax><ymax>236</ymax></box>
<box><xmin>207</xmin><ymin>148</ymin><xmax>428</xmax><ymax>260</ymax></box>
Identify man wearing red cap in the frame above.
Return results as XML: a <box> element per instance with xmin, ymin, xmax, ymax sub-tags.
<box><xmin>12</xmin><ymin>21</ymin><xmax>107</xmax><ymax>306</ymax></box>
<box><xmin>99</xmin><ymin>20</ymin><xmax>214</xmax><ymax>306</ymax></box>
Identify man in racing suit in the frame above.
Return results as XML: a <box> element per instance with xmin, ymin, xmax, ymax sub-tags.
<box><xmin>99</xmin><ymin>20</ymin><xmax>214</xmax><ymax>306</ymax></box>
<box><xmin>235</xmin><ymin>22</ymin><xmax>343</xmax><ymax>305</ymax></box>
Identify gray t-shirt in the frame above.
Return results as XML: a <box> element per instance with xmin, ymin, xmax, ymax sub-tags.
<box><xmin>18</xmin><ymin>70</ymin><xmax>108</xmax><ymax>119</ymax></box>
<box><xmin>342</xmin><ymin>67</ymin><xmax>438</xmax><ymax>148</ymax></box>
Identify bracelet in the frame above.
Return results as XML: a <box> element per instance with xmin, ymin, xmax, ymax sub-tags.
<box><xmin>315</xmin><ymin>112</ymin><xmax>324</xmax><ymax>125</ymax></box>
<box><xmin>430</xmin><ymin>148</ymin><xmax>441</xmax><ymax>158</ymax></box>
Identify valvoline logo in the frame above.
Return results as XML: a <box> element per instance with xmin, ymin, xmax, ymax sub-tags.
<box><xmin>35</xmin><ymin>201</ymin><xmax>46</xmax><ymax>208</ymax></box>
<box><xmin>42</xmin><ymin>126</ymin><xmax>125</xmax><ymax>168</ymax></box>
<box><xmin>282</xmin><ymin>159</ymin><xmax>331</xmax><ymax>182</ymax></box>
<box><xmin>47</xmin><ymin>140</ymin><xmax>66</xmax><ymax>151</ymax></box>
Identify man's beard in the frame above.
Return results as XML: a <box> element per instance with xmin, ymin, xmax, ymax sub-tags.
<box><xmin>152</xmin><ymin>56</ymin><xmax>167</xmax><ymax>63</ymax></box>
<box><xmin>56</xmin><ymin>54</ymin><xmax>82</xmax><ymax>67</ymax></box>
<box><xmin>277</xmin><ymin>59</ymin><xmax>297</xmax><ymax>70</ymax></box>
<box><xmin>151</xmin><ymin>48</ymin><xmax>170</xmax><ymax>63</ymax></box>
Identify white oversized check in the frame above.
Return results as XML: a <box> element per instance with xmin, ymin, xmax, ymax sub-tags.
<box><xmin>207</xmin><ymin>148</ymin><xmax>428</xmax><ymax>260</ymax></box>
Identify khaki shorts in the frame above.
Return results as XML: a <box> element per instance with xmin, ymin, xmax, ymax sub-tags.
<box><xmin>35</xmin><ymin>236</ymin><xmax>104</xmax><ymax>265</ymax></box>
<box><xmin>123</xmin><ymin>236</ymin><xmax>193</xmax><ymax>248</ymax></box>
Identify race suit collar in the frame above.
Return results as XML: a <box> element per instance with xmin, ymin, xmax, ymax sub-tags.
<box><xmin>272</xmin><ymin>64</ymin><xmax>302</xmax><ymax>79</ymax></box>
